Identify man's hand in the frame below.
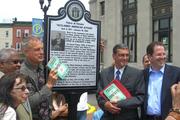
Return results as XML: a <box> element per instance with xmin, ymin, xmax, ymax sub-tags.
<box><xmin>104</xmin><ymin>101</ymin><xmax>121</xmax><ymax>114</ymax></box>
<box><xmin>46</xmin><ymin>69</ymin><xmax>58</xmax><ymax>89</ymax></box>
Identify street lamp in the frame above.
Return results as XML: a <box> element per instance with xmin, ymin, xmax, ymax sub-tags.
<box><xmin>39</xmin><ymin>0</ymin><xmax>52</xmax><ymax>80</ymax></box>
<box><xmin>39</xmin><ymin>0</ymin><xmax>52</xmax><ymax>16</ymax></box>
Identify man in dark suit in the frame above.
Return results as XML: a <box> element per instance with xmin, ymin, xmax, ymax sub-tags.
<box><xmin>142</xmin><ymin>41</ymin><xmax>180</xmax><ymax>120</ymax></box>
<box><xmin>97</xmin><ymin>44</ymin><xmax>145</xmax><ymax>120</ymax></box>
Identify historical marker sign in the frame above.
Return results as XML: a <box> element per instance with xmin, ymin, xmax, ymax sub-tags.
<box><xmin>46</xmin><ymin>0</ymin><xmax>101</xmax><ymax>91</ymax></box>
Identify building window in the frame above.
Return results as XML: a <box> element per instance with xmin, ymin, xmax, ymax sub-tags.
<box><xmin>122</xmin><ymin>0</ymin><xmax>137</xmax><ymax>62</ymax></box>
<box><xmin>153</xmin><ymin>18</ymin><xmax>172</xmax><ymax>62</ymax></box>
<box><xmin>152</xmin><ymin>0</ymin><xmax>172</xmax><ymax>62</ymax></box>
<box><xmin>16</xmin><ymin>42</ymin><xmax>21</xmax><ymax>51</ymax></box>
<box><xmin>123</xmin><ymin>0</ymin><xmax>136</xmax><ymax>9</ymax></box>
<box><xmin>123</xmin><ymin>24</ymin><xmax>137</xmax><ymax>62</ymax></box>
<box><xmin>16</xmin><ymin>29</ymin><xmax>21</xmax><ymax>37</ymax></box>
<box><xmin>5</xmin><ymin>43</ymin><xmax>9</xmax><ymax>48</ymax></box>
<box><xmin>24</xmin><ymin>29</ymin><xmax>29</xmax><ymax>38</ymax></box>
<box><xmin>100</xmin><ymin>1</ymin><xmax>105</xmax><ymax>16</ymax></box>
<box><xmin>5</xmin><ymin>31</ymin><xmax>9</xmax><ymax>37</ymax></box>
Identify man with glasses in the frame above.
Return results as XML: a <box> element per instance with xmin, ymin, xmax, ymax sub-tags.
<box><xmin>0</xmin><ymin>48</ymin><xmax>33</xmax><ymax>120</ymax></box>
<box><xmin>0</xmin><ymin>48</ymin><xmax>21</xmax><ymax>77</ymax></box>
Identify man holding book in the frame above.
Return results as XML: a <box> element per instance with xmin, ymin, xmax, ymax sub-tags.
<box><xmin>20</xmin><ymin>37</ymin><xmax>60</xmax><ymax>120</ymax></box>
<box><xmin>97</xmin><ymin>43</ymin><xmax>145</xmax><ymax>120</ymax></box>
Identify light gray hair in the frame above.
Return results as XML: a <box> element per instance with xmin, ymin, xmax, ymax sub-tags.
<box><xmin>21</xmin><ymin>36</ymin><xmax>41</xmax><ymax>50</ymax></box>
<box><xmin>0</xmin><ymin>48</ymin><xmax>17</xmax><ymax>62</ymax></box>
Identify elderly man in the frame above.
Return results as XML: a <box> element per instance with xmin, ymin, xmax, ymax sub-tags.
<box><xmin>0</xmin><ymin>48</ymin><xmax>32</xmax><ymax>120</ymax></box>
<box><xmin>20</xmin><ymin>36</ymin><xmax>59</xmax><ymax>120</ymax></box>
<box><xmin>0</xmin><ymin>48</ymin><xmax>21</xmax><ymax>77</ymax></box>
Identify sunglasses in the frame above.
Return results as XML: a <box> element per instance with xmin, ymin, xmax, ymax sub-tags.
<box><xmin>14</xmin><ymin>85</ymin><xmax>28</xmax><ymax>91</ymax></box>
<box><xmin>7</xmin><ymin>60</ymin><xmax>23</xmax><ymax>64</ymax></box>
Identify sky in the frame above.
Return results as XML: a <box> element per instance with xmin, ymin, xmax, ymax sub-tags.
<box><xmin>0</xmin><ymin>0</ymin><xmax>89</xmax><ymax>23</ymax></box>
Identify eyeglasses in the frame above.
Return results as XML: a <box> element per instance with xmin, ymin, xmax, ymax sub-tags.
<box><xmin>7</xmin><ymin>60</ymin><xmax>23</xmax><ymax>64</ymax></box>
<box><xmin>14</xmin><ymin>85</ymin><xmax>28</xmax><ymax>91</ymax></box>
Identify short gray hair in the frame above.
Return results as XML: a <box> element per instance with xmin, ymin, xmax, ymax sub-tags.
<box><xmin>113</xmin><ymin>43</ymin><xmax>129</xmax><ymax>54</ymax></box>
<box><xmin>0</xmin><ymin>48</ymin><xmax>17</xmax><ymax>62</ymax></box>
<box><xmin>22</xmin><ymin>36</ymin><xmax>41</xmax><ymax>50</ymax></box>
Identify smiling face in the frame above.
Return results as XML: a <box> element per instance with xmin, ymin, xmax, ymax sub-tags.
<box><xmin>148</xmin><ymin>45</ymin><xmax>166</xmax><ymax>70</ymax></box>
<box><xmin>25</xmin><ymin>38</ymin><xmax>44</xmax><ymax>65</ymax></box>
<box><xmin>0</xmin><ymin>53</ymin><xmax>21</xmax><ymax>74</ymax></box>
<box><xmin>113</xmin><ymin>48</ymin><xmax>129</xmax><ymax>69</ymax></box>
<box><xmin>10</xmin><ymin>77</ymin><xmax>29</xmax><ymax>107</ymax></box>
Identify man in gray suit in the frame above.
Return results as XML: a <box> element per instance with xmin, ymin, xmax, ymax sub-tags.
<box><xmin>97</xmin><ymin>43</ymin><xmax>145</xmax><ymax>120</ymax></box>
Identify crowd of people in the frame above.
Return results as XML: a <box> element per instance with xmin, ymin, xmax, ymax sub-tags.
<box><xmin>0</xmin><ymin>36</ymin><xmax>180</xmax><ymax>120</ymax></box>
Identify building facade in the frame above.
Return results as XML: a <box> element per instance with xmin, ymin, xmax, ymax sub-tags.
<box><xmin>89</xmin><ymin>0</ymin><xmax>180</xmax><ymax>68</ymax></box>
<box><xmin>12</xmin><ymin>21</ymin><xmax>32</xmax><ymax>51</ymax></box>
<box><xmin>0</xmin><ymin>23</ymin><xmax>13</xmax><ymax>49</ymax></box>
<box><xmin>0</xmin><ymin>21</ymin><xmax>32</xmax><ymax>51</ymax></box>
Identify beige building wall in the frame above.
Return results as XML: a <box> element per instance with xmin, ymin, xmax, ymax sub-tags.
<box><xmin>136</xmin><ymin>0</ymin><xmax>152</xmax><ymax>68</ymax></box>
<box><xmin>89</xmin><ymin>0</ymin><xmax>180</xmax><ymax>68</ymax></box>
<box><xmin>90</xmin><ymin>0</ymin><xmax>123</xmax><ymax>68</ymax></box>
<box><xmin>0</xmin><ymin>27</ymin><xmax>12</xmax><ymax>49</ymax></box>
<box><xmin>173</xmin><ymin>0</ymin><xmax>180</xmax><ymax>66</ymax></box>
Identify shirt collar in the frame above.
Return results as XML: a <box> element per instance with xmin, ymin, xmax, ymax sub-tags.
<box><xmin>149</xmin><ymin>64</ymin><xmax>165</xmax><ymax>74</ymax></box>
<box><xmin>114</xmin><ymin>66</ymin><xmax>125</xmax><ymax>74</ymax></box>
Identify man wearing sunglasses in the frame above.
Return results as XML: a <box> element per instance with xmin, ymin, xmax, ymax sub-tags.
<box><xmin>0</xmin><ymin>48</ymin><xmax>33</xmax><ymax>120</ymax></box>
<box><xmin>0</xmin><ymin>48</ymin><xmax>21</xmax><ymax>77</ymax></box>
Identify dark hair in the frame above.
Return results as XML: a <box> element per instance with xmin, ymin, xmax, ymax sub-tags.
<box><xmin>142</xmin><ymin>54</ymin><xmax>147</xmax><ymax>63</ymax></box>
<box><xmin>146</xmin><ymin>41</ymin><xmax>164</xmax><ymax>55</ymax></box>
<box><xmin>113</xmin><ymin>43</ymin><xmax>129</xmax><ymax>54</ymax></box>
<box><xmin>0</xmin><ymin>71</ymin><xmax>27</xmax><ymax>108</ymax></box>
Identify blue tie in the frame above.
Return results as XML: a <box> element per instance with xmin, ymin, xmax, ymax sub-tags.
<box><xmin>116</xmin><ymin>70</ymin><xmax>121</xmax><ymax>80</ymax></box>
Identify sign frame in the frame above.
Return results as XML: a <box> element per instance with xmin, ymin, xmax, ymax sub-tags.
<box><xmin>46</xmin><ymin>0</ymin><xmax>101</xmax><ymax>92</ymax></box>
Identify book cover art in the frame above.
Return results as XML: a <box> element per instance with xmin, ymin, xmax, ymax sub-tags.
<box><xmin>103</xmin><ymin>83</ymin><xmax>126</xmax><ymax>102</ymax></box>
<box><xmin>47</xmin><ymin>56</ymin><xmax>69</xmax><ymax>79</ymax></box>
<box><xmin>99</xmin><ymin>80</ymin><xmax>132</xmax><ymax>102</ymax></box>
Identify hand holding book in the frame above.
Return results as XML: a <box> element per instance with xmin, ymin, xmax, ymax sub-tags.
<box><xmin>47</xmin><ymin>56</ymin><xmax>69</xmax><ymax>79</ymax></box>
<box><xmin>99</xmin><ymin>80</ymin><xmax>131</xmax><ymax>102</ymax></box>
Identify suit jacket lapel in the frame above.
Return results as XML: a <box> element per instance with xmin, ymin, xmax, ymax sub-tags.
<box><xmin>108</xmin><ymin>66</ymin><xmax>114</xmax><ymax>83</ymax></box>
<box><xmin>161</xmin><ymin>64</ymin><xmax>170</xmax><ymax>111</ymax></box>
<box><xmin>121</xmin><ymin>66</ymin><xmax>128</xmax><ymax>83</ymax></box>
<box><xmin>144</xmin><ymin>68</ymin><xmax>150</xmax><ymax>113</ymax></box>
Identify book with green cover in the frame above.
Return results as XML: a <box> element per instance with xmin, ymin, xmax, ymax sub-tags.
<box><xmin>99</xmin><ymin>80</ymin><xmax>132</xmax><ymax>102</ymax></box>
<box><xmin>47</xmin><ymin>56</ymin><xmax>69</xmax><ymax>79</ymax></box>
<box><xmin>103</xmin><ymin>83</ymin><xmax>126</xmax><ymax>102</ymax></box>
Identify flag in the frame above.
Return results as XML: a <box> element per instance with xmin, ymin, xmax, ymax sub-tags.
<box><xmin>32</xmin><ymin>18</ymin><xmax>44</xmax><ymax>40</ymax></box>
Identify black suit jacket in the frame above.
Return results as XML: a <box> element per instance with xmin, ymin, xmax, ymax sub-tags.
<box><xmin>143</xmin><ymin>64</ymin><xmax>180</xmax><ymax>120</ymax></box>
<box><xmin>97</xmin><ymin>65</ymin><xmax>145</xmax><ymax>120</ymax></box>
